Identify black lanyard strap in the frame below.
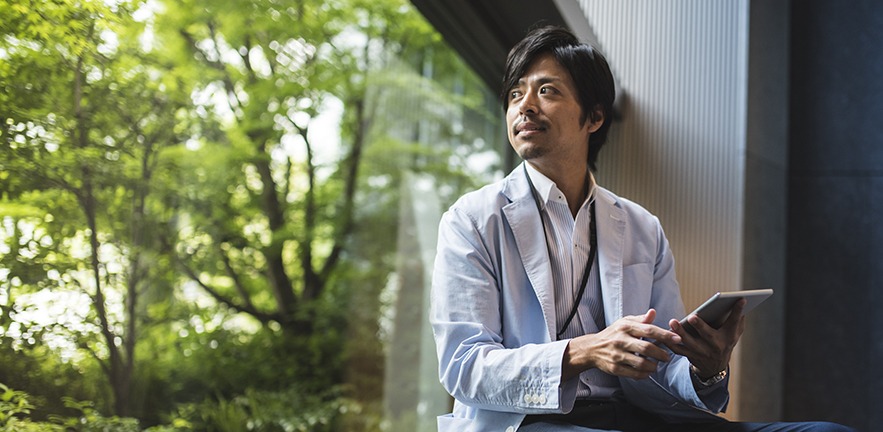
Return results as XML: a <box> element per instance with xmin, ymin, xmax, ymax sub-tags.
<box><xmin>522</xmin><ymin>164</ymin><xmax>598</xmax><ymax>340</ymax></box>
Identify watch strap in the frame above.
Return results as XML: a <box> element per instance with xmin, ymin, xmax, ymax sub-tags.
<box><xmin>691</xmin><ymin>365</ymin><xmax>727</xmax><ymax>387</ymax></box>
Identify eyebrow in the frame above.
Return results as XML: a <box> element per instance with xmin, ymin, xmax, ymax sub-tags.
<box><xmin>516</xmin><ymin>76</ymin><xmax>563</xmax><ymax>87</ymax></box>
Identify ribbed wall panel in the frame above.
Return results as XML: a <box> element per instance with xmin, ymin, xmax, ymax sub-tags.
<box><xmin>572</xmin><ymin>0</ymin><xmax>748</xmax><ymax>314</ymax></box>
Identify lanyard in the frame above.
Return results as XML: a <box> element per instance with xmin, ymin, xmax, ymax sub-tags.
<box><xmin>523</xmin><ymin>163</ymin><xmax>598</xmax><ymax>340</ymax></box>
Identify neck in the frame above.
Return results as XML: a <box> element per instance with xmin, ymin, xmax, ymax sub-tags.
<box><xmin>526</xmin><ymin>160</ymin><xmax>590</xmax><ymax>217</ymax></box>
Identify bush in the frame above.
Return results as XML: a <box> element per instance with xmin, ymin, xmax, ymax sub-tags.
<box><xmin>175</xmin><ymin>385</ymin><xmax>358</xmax><ymax>432</ymax></box>
<box><xmin>50</xmin><ymin>398</ymin><xmax>141</xmax><ymax>432</ymax></box>
<box><xmin>0</xmin><ymin>383</ymin><xmax>149</xmax><ymax>431</ymax></box>
<box><xmin>0</xmin><ymin>383</ymin><xmax>58</xmax><ymax>431</ymax></box>
<box><xmin>0</xmin><ymin>382</ymin><xmax>357</xmax><ymax>432</ymax></box>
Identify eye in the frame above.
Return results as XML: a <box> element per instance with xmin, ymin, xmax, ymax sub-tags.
<box><xmin>510</xmin><ymin>90</ymin><xmax>523</xmax><ymax>100</ymax></box>
<box><xmin>540</xmin><ymin>86</ymin><xmax>557</xmax><ymax>95</ymax></box>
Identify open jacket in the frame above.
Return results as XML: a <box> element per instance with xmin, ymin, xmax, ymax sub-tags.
<box><xmin>430</xmin><ymin>164</ymin><xmax>729</xmax><ymax>432</ymax></box>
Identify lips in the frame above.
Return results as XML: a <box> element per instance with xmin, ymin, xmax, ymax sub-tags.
<box><xmin>515</xmin><ymin>119</ymin><xmax>546</xmax><ymax>136</ymax></box>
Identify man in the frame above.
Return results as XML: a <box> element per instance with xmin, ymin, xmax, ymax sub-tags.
<box><xmin>430</xmin><ymin>26</ymin><xmax>854</xmax><ymax>432</ymax></box>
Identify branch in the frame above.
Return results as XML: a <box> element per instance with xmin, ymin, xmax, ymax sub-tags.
<box><xmin>67</xmin><ymin>272</ymin><xmax>109</xmax><ymax>376</ymax></box>
<box><xmin>78</xmin><ymin>339</ymin><xmax>110</xmax><ymax>377</ymax></box>
<box><xmin>255</xmin><ymin>31</ymin><xmax>277</xmax><ymax>76</ymax></box>
<box><xmin>240</xmin><ymin>34</ymin><xmax>258</xmax><ymax>84</ymax></box>
<box><xmin>177</xmin><ymin>255</ymin><xmax>280</xmax><ymax>324</ymax></box>
<box><xmin>179</xmin><ymin>27</ymin><xmax>242</xmax><ymax>117</ymax></box>
<box><xmin>282</xmin><ymin>154</ymin><xmax>293</xmax><ymax>206</ymax></box>
<box><xmin>286</xmin><ymin>119</ymin><xmax>319</xmax><ymax>287</ymax></box>
<box><xmin>316</xmin><ymin>97</ymin><xmax>367</xmax><ymax>289</ymax></box>
<box><xmin>207</xmin><ymin>21</ymin><xmax>245</xmax><ymax>118</ymax></box>
<box><xmin>218</xmin><ymin>245</ymin><xmax>256</xmax><ymax>312</ymax></box>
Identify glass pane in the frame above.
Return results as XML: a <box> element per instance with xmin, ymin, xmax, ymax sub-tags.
<box><xmin>0</xmin><ymin>0</ymin><xmax>503</xmax><ymax>430</ymax></box>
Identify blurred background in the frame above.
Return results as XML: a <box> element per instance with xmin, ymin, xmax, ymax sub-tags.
<box><xmin>0</xmin><ymin>0</ymin><xmax>879</xmax><ymax>431</ymax></box>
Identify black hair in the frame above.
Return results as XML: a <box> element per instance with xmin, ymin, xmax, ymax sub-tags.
<box><xmin>501</xmin><ymin>26</ymin><xmax>615</xmax><ymax>171</ymax></box>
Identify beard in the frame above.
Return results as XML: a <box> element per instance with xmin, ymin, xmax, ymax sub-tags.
<box><xmin>510</xmin><ymin>116</ymin><xmax>553</xmax><ymax>161</ymax></box>
<box><xmin>515</xmin><ymin>142</ymin><xmax>550</xmax><ymax>161</ymax></box>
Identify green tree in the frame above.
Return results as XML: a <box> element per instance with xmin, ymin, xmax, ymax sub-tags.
<box><xmin>0</xmin><ymin>0</ymin><xmax>189</xmax><ymax>417</ymax></box>
<box><xmin>155</xmin><ymin>0</ymin><xmax>439</xmax><ymax>333</ymax></box>
<box><xmin>2</xmin><ymin>0</ymin><xmax>499</xmax><ymax>428</ymax></box>
<box><xmin>152</xmin><ymin>0</ymin><xmax>492</xmax><ymax>381</ymax></box>
<box><xmin>148</xmin><ymin>0</ymin><xmax>497</xmax><ymax>422</ymax></box>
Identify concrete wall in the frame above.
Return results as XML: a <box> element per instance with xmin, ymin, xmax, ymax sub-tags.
<box><xmin>785</xmin><ymin>1</ymin><xmax>883</xmax><ymax>430</ymax></box>
<box><xmin>740</xmin><ymin>0</ymin><xmax>790</xmax><ymax>421</ymax></box>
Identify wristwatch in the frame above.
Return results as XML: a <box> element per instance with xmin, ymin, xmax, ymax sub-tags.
<box><xmin>691</xmin><ymin>365</ymin><xmax>727</xmax><ymax>387</ymax></box>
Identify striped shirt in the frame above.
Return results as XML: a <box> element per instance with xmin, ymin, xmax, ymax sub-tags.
<box><xmin>524</xmin><ymin>162</ymin><xmax>622</xmax><ymax>400</ymax></box>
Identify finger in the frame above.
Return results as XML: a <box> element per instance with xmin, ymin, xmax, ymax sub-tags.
<box><xmin>626</xmin><ymin>355</ymin><xmax>661</xmax><ymax>374</ymax></box>
<box><xmin>607</xmin><ymin>355</ymin><xmax>658</xmax><ymax>379</ymax></box>
<box><xmin>666</xmin><ymin>319</ymin><xmax>707</xmax><ymax>354</ymax></box>
<box><xmin>641</xmin><ymin>308</ymin><xmax>656</xmax><ymax>324</ymax></box>
<box><xmin>668</xmin><ymin>318</ymin><xmax>688</xmax><ymax>338</ymax></box>
<box><xmin>668</xmin><ymin>318</ymin><xmax>692</xmax><ymax>338</ymax></box>
<box><xmin>632</xmin><ymin>322</ymin><xmax>682</xmax><ymax>346</ymax></box>
<box><xmin>662</xmin><ymin>323</ymin><xmax>715</xmax><ymax>370</ymax></box>
<box><xmin>609</xmin><ymin>365</ymin><xmax>653</xmax><ymax>380</ymax></box>
<box><xmin>685</xmin><ymin>314</ymin><xmax>718</xmax><ymax>341</ymax></box>
<box><xmin>720</xmin><ymin>299</ymin><xmax>747</xmax><ymax>330</ymax></box>
<box><xmin>621</xmin><ymin>309</ymin><xmax>656</xmax><ymax>324</ymax></box>
<box><xmin>665</xmin><ymin>339</ymin><xmax>690</xmax><ymax>357</ymax></box>
<box><xmin>609</xmin><ymin>312</ymin><xmax>681</xmax><ymax>346</ymax></box>
<box><xmin>632</xmin><ymin>339</ymin><xmax>672</xmax><ymax>363</ymax></box>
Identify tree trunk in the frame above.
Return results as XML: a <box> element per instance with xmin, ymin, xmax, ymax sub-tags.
<box><xmin>252</xmin><ymin>134</ymin><xmax>298</xmax><ymax>318</ymax></box>
<box><xmin>82</xmin><ymin>183</ymin><xmax>130</xmax><ymax>416</ymax></box>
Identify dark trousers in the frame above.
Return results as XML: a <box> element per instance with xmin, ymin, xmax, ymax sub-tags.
<box><xmin>520</xmin><ymin>400</ymin><xmax>856</xmax><ymax>432</ymax></box>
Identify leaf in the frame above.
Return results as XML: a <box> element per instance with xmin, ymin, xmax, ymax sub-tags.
<box><xmin>0</xmin><ymin>203</ymin><xmax>44</xmax><ymax>219</ymax></box>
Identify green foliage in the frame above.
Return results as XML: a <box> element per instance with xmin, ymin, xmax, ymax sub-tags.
<box><xmin>172</xmin><ymin>386</ymin><xmax>355</xmax><ymax>432</ymax></box>
<box><xmin>0</xmin><ymin>383</ymin><xmax>141</xmax><ymax>432</ymax></box>
<box><xmin>52</xmin><ymin>398</ymin><xmax>141</xmax><ymax>432</ymax></box>
<box><xmin>0</xmin><ymin>383</ymin><xmax>36</xmax><ymax>426</ymax></box>
<box><xmin>0</xmin><ymin>382</ymin><xmax>167</xmax><ymax>431</ymax></box>
<box><xmin>1</xmin><ymin>0</ymin><xmax>499</xmax><ymax>429</ymax></box>
<box><xmin>0</xmin><ymin>381</ymin><xmax>363</xmax><ymax>432</ymax></box>
<box><xmin>0</xmin><ymin>341</ymin><xmax>96</xmax><ymax>424</ymax></box>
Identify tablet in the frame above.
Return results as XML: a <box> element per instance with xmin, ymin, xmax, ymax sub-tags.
<box><xmin>680</xmin><ymin>288</ymin><xmax>773</xmax><ymax>337</ymax></box>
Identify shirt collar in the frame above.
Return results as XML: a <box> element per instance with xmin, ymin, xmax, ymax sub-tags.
<box><xmin>523</xmin><ymin>161</ymin><xmax>596</xmax><ymax>210</ymax></box>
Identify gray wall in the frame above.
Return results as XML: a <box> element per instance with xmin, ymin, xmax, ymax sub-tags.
<box><xmin>572</xmin><ymin>0</ymin><xmax>748</xmax><ymax>316</ymax></box>
<box><xmin>741</xmin><ymin>0</ymin><xmax>790</xmax><ymax>421</ymax></box>
<box><xmin>567</xmin><ymin>0</ymin><xmax>779</xmax><ymax>420</ymax></box>
<box><xmin>785</xmin><ymin>1</ymin><xmax>883</xmax><ymax>430</ymax></box>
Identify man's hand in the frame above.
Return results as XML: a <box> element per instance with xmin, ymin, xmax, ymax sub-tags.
<box><xmin>562</xmin><ymin>309</ymin><xmax>682</xmax><ymax>380</ymax></box>
<box><xmin>666</xmin><ymin>299</ymin><xmax>746</xmax><ymax>379</ymax></box>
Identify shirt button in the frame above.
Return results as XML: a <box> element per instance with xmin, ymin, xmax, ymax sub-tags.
<box><xmin>539</xmin><ymin>394</ymin><xmax>547</xmax><ymax>404</ymax></box>
<box><xmin>524</xmin><ymin>393</ymin><xmax>532</xmax><ymax>404</ymax></box>
<box><xmin>506</xmin><ymin>427</ymin><xmax>516</xmax><ymax>432</ymax></box>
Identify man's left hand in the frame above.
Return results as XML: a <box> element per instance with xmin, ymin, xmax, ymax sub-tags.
<box><xmin>664</xmin><ymin>298</ymin><xmax>746</xmax><ymax>379</ymax></box>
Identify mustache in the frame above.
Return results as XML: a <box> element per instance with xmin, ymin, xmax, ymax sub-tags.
<box><xmin>513</xmin><ymin>115</ymin><xmax>547</xmax><ymax>132</ymax></box>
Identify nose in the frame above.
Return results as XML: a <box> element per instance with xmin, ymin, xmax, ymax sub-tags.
<box><xmin>516</xmin><ymin>90</ymin><xmax>538</xmax><ymax>115</ymax></box>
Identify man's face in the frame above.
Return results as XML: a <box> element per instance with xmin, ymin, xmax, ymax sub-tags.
<box><xmin>506</xmin><ymin>53</ymin><xmax>601</xmax><ymax>165</ymax></box>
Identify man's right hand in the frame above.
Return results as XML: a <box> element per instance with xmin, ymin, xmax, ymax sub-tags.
<box><xmin>562</xmin><ymin>309</ymin><xmax>681</xmax><ymax>380</ymax></box>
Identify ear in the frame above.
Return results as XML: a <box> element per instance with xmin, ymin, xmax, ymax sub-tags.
<box><xmin>586</xmin><ymin>107</ymin><xmax>605</xmax><ymax>133</ymax></box>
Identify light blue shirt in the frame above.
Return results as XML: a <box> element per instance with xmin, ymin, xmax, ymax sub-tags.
<box><xmin>523</xmin><ymin>163</ymin><xmax>620</xmax><ymax>400</ymax></box>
